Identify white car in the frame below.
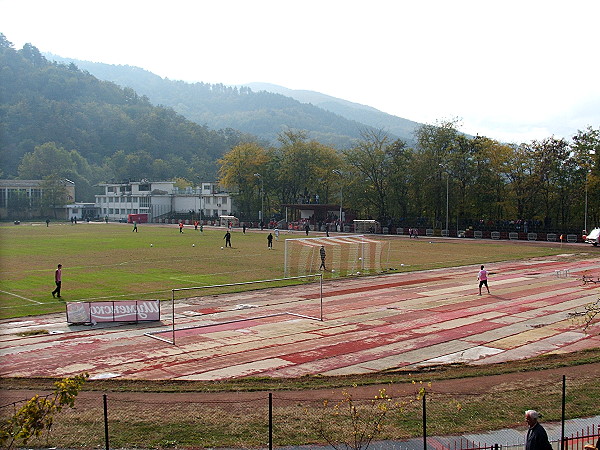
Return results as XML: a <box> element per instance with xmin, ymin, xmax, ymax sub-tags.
<box><xmin>584</xmin><ymin>227</ymin><xmax>600</xmax><ymax>246</ymax></box>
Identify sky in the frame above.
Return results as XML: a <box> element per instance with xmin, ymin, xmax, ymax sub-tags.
<box><xmin>1</xmin><ymin>0</ymin><xmax>599</xmax><ymax>144</ymax></box>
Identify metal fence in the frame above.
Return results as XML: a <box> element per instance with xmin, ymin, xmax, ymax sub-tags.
<box><xmin>1</xmin><ymin>375</ymin><xmax>598</xmax><ymax>449</ymax></box>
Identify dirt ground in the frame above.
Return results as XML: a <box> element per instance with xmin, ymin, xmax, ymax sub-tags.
<box><xmin>2</xmin><ymin>356</ymin><xmax>599</xmax><ymax>406</ymax></box>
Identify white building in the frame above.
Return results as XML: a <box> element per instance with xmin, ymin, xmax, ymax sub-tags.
<box><xmin>95</xmin><ymin>181</ymin><xmax>233</xmax><ymax>222</ymax></box>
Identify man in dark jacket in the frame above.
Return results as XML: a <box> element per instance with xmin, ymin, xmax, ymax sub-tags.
<box><xmin>525</xmin><ymin>410</ymin><xmax>552</xmax><ymax>450</ymax></box>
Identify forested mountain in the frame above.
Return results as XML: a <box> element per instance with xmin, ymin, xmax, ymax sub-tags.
<box><xmin>243</xmin><ymin>82</ymin><xmax>420</xmax><ymax>143</ymax></box>
<box><xmin>45</xmin><ymin>55</ymin><xmax>399</xmax><ymax>148</ymax></box>
<box><xmin>0</xmin><ymin>36</ymin><xmax>252</xmax><ymax>200</ymax></box>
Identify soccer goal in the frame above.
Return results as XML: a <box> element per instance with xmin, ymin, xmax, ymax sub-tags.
<box><xmin>284</xmin><ymin>235</ymin><xmax>389</xmax><ymax>278</ymax></box>
<box><xmin>145</xmin><ymin>274</ymin><xmax>323</xmax><ymax>345</ymax></box>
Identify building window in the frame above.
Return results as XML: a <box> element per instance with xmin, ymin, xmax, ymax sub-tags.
<box><xmin>205</xmin><ymin>197</ymin><xmax>211</xmax><ymax>204</ymax></box>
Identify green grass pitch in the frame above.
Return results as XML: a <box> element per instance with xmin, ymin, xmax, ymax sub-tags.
<box><xmin>0</xmin><ymin>222</ymin><xmax>579</xmax><ymax>319</ymax></box>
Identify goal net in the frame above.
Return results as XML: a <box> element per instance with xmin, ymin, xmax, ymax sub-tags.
<box><xmin>284</xmin><ymin>235</ymin><xmax>388</xmax><ymax>278</ymax></box>
<box><xmin>145</xmin><ymin>274</ymin><xmax>323</xmax><ymax>345</ymax></box>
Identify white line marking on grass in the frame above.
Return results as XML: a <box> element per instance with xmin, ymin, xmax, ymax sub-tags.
<box><xmin>0</xmin><ymin>290</ymin><xmax>42</xmax><ymax>304</ymax></box>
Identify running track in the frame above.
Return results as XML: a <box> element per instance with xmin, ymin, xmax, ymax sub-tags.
<box><xmin>1</xmin><ymin>255</ymin><xmax>599</xmax><ymax>381</ymax></box>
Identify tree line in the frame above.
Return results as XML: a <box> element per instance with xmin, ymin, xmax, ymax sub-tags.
<box><xmin>0</xmin><ymin>35</ymin><xmax>251</xmax><ymax>200</ymax></box>
<box><xmin>2</xmin><ymin>34</ymin><xmax>598</xmax><ymax>232</ymax></box>
<box><xmin>218</xmin><ymin>123</ymin><xmax>600</xmax><ymax>233</ymax></box>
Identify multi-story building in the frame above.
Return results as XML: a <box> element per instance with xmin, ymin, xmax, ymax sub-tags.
<box><xmin>0</xmin><ymin>179</ymin><xmax>75</xmax><ymax>220</ymax></box>
<box><xmin>95</xmin><ymin>180</ymin><xmax>233</xmax><ymax>222</ymax></box>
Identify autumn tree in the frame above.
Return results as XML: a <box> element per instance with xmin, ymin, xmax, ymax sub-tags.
<box><xmin>218</xmin><ymin>142</ymin><xmax>269</xmax><ymax>221</ymax></box>
<box><xmin>0</xmin><ymin>373</ymin><xmax>88</xmax><ymax>449</ymax></box>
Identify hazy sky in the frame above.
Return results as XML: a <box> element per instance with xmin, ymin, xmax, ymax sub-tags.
<box><xmin>1</xmin><ymin>0</ymin><xmax>598</xmax><ymax>144</ymax></box>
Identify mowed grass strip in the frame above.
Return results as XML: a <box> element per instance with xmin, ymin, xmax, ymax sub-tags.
<box><xmin>0</xmin><ymin>222</ymin><xmax>585</xmax><ymax>319</ymax></box>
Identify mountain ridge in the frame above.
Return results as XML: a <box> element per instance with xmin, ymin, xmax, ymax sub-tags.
<box><xmin>242</xmin><ymin>82</ymin><xmax>420</xmax><ymax>141</ymax></box>
<box><xmin>45</xmin><ymin>54</ymin><xmax>421</xmax><ymax>146</ymax></box>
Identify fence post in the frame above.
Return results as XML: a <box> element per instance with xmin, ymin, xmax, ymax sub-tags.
<box><xmin>103</xmin><ymin>393</ymin><xmax>109</xmax><ymax>450</ymax></box>
<box><xmin>423</xmin><ymin>391</ymin><xmax>427</xmax><ymax>450</ymax></box>
<box><xmin>561</xmin><ymin>375</ymin><xmax>566</xmax><ymax>450</ymax></box>
<box><xmin>269</xmin><ymin>392</ymin><xmax>273</xmax><ymax>450</ymax></box>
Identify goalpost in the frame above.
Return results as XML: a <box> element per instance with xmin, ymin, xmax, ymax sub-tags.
<box><xmin>145</xmin><ymin>274</ymin><xmax>323</xmax><ymax>345</ymax></box>
<box><xmin>284</xmin><ymin>235</ymin><xmax>389</xmax><ymax>278</ymax></box>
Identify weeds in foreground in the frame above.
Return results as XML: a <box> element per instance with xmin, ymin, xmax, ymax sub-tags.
<box><xmin>0</xmin><ymin>373</ymin><xmax>88</xmax><ymax>449</ymax></box>
<box><xmin>315</xmin><ymin>383</ymin><xmax>429</xmax><ymax>450</ymax></box>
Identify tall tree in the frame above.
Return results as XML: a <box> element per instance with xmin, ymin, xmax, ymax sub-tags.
<box><xmin>530</xmin><ymin>137</ymin><xmax>571</xmax><ymax>229</ymax></box>
<box><xmin>343</xmin><ymin>129</ymin><xmax>407</xmax><ymax>222</ymax></box>
<box><xmin>218</xmin><ymin>142</ymin><xmax>269</xmax><ymax>221</ymax></box>
<box><xmin>571</xmin><ymin>126</ymin><xmax>600</xmax><ymax>229</ymax></box>
<box><xmin>411</xmin><ymin>119</ymin><xmax>460</xmax><ymax>228</ymax></box>
<box><xmin>39</xmin><ymin>175</ymin><xmax>69</xmax><ymax>218</ymax></box>
<box><xmin>273</xmin><ymin>130</ymin><xmax>342</xmax><ymax>207</ymax></box>
<box><xmin>18</xmin><ymin>142</ymin><xmax>76</xmax><ymax>178</ymax></box>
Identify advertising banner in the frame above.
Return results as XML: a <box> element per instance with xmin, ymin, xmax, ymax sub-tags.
<box><xmin>66</xmin><ymin>300</ymin><xmax>160</xmax><ymax>324</ymax></box>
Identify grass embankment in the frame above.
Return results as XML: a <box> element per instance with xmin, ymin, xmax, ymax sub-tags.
<box><xmin>1</xmin><ymin>349</ymin><xmax>599</xmax><ymax>448</ymax></box>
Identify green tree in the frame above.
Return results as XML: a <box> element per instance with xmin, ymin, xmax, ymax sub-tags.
<box><xmin>572</xmin><ymin>126</ymin><xmax>600</xmax><ymax>229</ymax></box>
<box><xmin>18</xmin><ymin>142</ymin><xmax>76</xmax><ymax>179</ymax></box>
<box><xmin>344</xmin><ymin>129</ymin><xmax>408</xmax><ymax>223</ymax></box>
<box><xmin>530</xmin><ymin>137</ymin><xmax>572</xmax><ymax>229</ymax></box>
<box><xmin>272</xmin><ymin>130</ymin><xmax>343</xmax><ymax>211</ymax></box>
<box><xmin>39</xmin><ymin>176</ymin><xmax>69</xmax><ymax>218</ymax></box>
<box><xmin>502</xmin><ymin>143</ymin><xmax>538</xmax><ymax>222</ymax></box>
<box><xmin>410</xmin><ymin>119</ymin><xmax>460</xmax><ymax>227</ymax></box>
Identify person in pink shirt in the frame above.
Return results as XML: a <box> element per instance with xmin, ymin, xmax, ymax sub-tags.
<box><xmin>477</xmin><ymin>265</ymin><xmax>490</xmax><ymax>295</ymax></box>
<box><xmin>51</xmin><ymin>264</ymin><xmax>62</xmax><ymax>298</ymax></box>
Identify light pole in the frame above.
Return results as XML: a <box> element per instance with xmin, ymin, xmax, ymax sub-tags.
<box><xmin>254</xmin><ymin>173</ymin><xmax>263</xmax><ymax>226</ymax></box>
<box><xmin>332</xmin><ymin>169</ymin><xmax>343</xmax><ymax>232</ymax></box>
<box><xmin>439</xmin><ymin>164</ymin><xmax>449</xmax><ymax>236</ymax></box>
<box><xmin>584</xmin><ymin>170</ymin><xmax>590</xmax><ymax>234</ymax></box>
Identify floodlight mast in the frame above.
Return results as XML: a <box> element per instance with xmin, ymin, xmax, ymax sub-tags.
<box><xmin>438</xmin><ymin>164</ymin><xmax>449</xmax><ymax>236</ymax></box>
<box><xmin>332</xmin><ymin>169</ymin><xmax>343</xmax><ymax>231</ymax></box>
<box><xmin>254</xmin><ymin>173</ymin><xmax>264</xmax><ymax>224</ymax></box>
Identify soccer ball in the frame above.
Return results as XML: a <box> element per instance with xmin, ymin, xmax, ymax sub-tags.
<box><xmin>150</xmin><ymin>244</ymin><xmax>153</xmax><ymax>247</ymax></box>
<box><xmin>331</xmin><ymin>269</ymin><xmax>335</xmax><ymax>272</ymax></box>
<box><xmin>221</xmin><ymin>246</ymin><xmax>224</xmax><ymax>250</ymax></box>
<box><xmin>358</xmin><ymin>257</ymin><xmax>362</xmax><ymax>261</ymax></box>
<box><xmin>192</xmin><ymin>244</ymin><xmax>195</xmax><ymax>247</ymax></box>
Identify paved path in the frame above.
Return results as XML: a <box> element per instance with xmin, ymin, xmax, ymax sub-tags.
<box><xmin>1</xmin><ymin>256</ymin><xmax>599</xmax><ymax>381</ymax></box>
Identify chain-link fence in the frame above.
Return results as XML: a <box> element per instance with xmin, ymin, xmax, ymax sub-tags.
<box><xmin>1</xmin><ymin>375</ymin><xmax>598</xmax><ymax>449</ymax></box>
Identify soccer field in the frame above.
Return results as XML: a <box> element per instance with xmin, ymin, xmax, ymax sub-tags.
<box><xmin>0</xmin><ymin>221</ymin><xmax>582</xmax><ymax>319</ymax></box>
